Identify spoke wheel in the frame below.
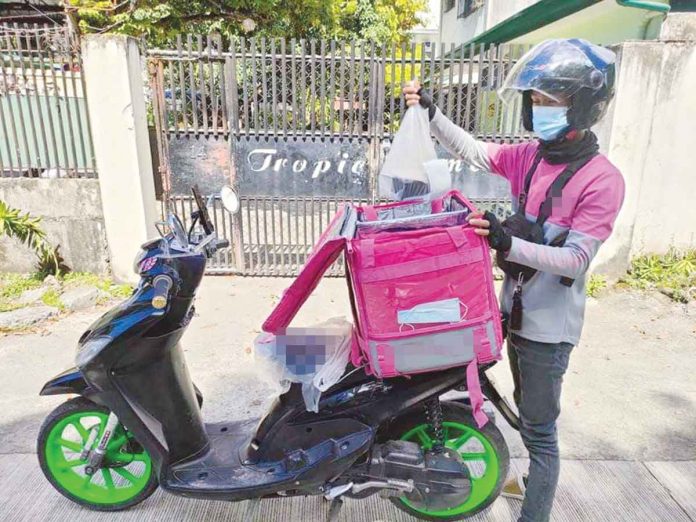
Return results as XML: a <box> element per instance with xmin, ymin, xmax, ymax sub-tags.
<box><xmin>388</xmin><ymin>401</ymin><xmax>509</xmax><ymax>521</ymax></box>
<box><xmin>38</xmin><ymin>398</ymin><xmax>158</xmax><ymax>511</ymax></box>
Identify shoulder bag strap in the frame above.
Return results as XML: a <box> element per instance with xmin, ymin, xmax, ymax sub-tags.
<box><xmin>536</xmin><ymin>153</ymin><xmax>597</xmax><ymax>227</ymax></box>
<box><xmin>518</xmin><ymin>151</ymin><xmax>544</xmax><ymax>215</ymax></box>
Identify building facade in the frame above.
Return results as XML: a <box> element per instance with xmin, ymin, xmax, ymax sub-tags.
<box><xmin>439</xmin><ymin>0</ymin><xmax>673</xmax><ymax>47</ymax></box>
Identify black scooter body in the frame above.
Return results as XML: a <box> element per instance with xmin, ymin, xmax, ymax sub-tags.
<box><xmin>40</xmin><ymin>195</ymin><xmax>518</xmax><ymax>504</ymax></box>
<box><xmin>41</xmin><ymin>281</ymin><xmax>513</xmax><ymax>501</ymax></box>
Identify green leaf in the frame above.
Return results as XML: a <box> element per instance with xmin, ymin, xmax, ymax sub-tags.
<box><xmin>71</xmin><ymin>0</ymin><xmax>428</xmax><ymax>46</ymax></box>
<box><xmin>0</xmin><ymin>200</ymin><xmax>69</xmax><ymax>277</ymax></box>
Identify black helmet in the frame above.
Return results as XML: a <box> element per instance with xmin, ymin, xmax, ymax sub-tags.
<box><xmin>499</xmin><ymin>38</ymin><xmax>616</xmax><ymax>132</ymax></box>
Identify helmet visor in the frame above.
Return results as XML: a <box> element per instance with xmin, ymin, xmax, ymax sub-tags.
<box><xmin>498</xmin><ymin>39</ymin><xmax>615</xmax><ymax>105</ymax></box>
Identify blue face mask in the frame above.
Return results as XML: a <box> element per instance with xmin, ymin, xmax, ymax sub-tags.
<box><xmin>397</xmin><ymin>298</ymin><xmax>464</xmax><ymax>325</ymax></box>
<box><xmin>532</xmin><ymin>106</ymin><xmax>569</xmax><ymax>141</ymax></box>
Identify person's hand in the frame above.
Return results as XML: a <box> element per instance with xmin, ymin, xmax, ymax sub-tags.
<box><xmin>403</xmin><ymin>80</ymin><xmax>436</xmax><ymax>120</ymax></box>
<box><xmin>403</xmin><ymin>80</ymin><xmax>422</xmax><ymax>107</ymax></box>
<box><xmin>468</xmin><ymin>211</ymin><xmax>512</xmax><ymax>253</ymax></box>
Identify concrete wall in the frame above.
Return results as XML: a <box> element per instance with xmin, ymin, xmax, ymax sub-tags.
<box><xmin>591</xmin><ymin>41</ymin><xmax>662</xmax><ymax>275</ymax></box>
<box><xmin>512</xmin><ymin>1</ymin><xmax>666</xmax><ymax>46</ymax></box>
<box><xmin>657</xmin><ymin>12</ymin><xmax>696</xmax><ymax>40</ymax></box>
<box><xmin>0</xmin><ymin>35</ymin><xmax>157</xmax><ymax>281</ymax></box>
<box><xmin>440</xmin><ymin>0</ymin><xmax>540</xmax><ymax>45</ymax></box>
<box><xmin>441</xmin><ymin>0</ymin><xmax>669</xmax><ymax>47</ymax></box>
<box><xmin>486</xmin><ymin>0</ymin><xmax>537</xmax><ymax>29</ymax></box>
<box><xmin>0</xmin><ymin>179</ymin><xmax>109</xmax><ymax>274</ymax></box>
<box><xmin>592</xmin><ymin>13</ymin><xmax>696</xmax><ymax>275</ymax></box>
<box><xmin>81</xmin><ymin>35</ymin><xmax>158</xmax><ymax>283</ymax></box>
<box><xmin>629</xmin><ymin>40</ymin><xmax>696</xmax><ymax>254</ymax></box>
<box><xmin>440</xmin><ymin>2</ymin><xmax>487</xmax><ymax>46</ymax></box>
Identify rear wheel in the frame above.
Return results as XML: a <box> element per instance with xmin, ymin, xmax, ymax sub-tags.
<box><xmin>37</xmin><ymin>397</ymin><xmax>158</xmax><ymax>511</ymax></box>
<box><xmin>388</xmin><ymin>401</ymin><xmax>509</xmax><ymax>521</ymax></box>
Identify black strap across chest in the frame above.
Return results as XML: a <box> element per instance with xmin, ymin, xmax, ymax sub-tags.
<box><xmin>518</xmin><ymin>151</ymin><xmax>598</xmax><ymax>227</ymax></box>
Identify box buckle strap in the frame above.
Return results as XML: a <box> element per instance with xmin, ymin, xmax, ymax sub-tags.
<box><xmin>466</xmin><ymin>359</ymin><xmax>488</xmax><ymax>428</ymax></box>
<box><xmin>362</xmin><ymin>206</ymin><xmax>378</xmax><ymax>221</ymax></box>
<box><xmin>467</xmin><ymin>325</ymin><xmax>492</xmax><ymax>428</ymax></box>
<box><xmin>445</xmin><ymin>226</ymin><xmax>468</xmax><ymax>249</ymax></box>
<box><xmin>430</xmin><ymin>197</ymin><xmax>445</xmax><ymax>213</ymax></box>
<box><xmin>473</xmin><ymin>325</ymin><xmax>492</xmax><ymax>359</ymax></box>
<box><xmin>361</xmin><ymin>239</ymin><xmax>375</xmax><ymax>268</ymax></box>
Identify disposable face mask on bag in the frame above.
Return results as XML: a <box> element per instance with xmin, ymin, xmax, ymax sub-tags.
<box><xmin>532</xmin><ymin>106</ymin><xmax>569</xmax><ymax>141</ymax></box>
<box><xmin>397</xmin><ymin>298</ymin><xmax>466</xmax><ymax>325</ymax></box>
<box><xmin>378</xmin><ymin>106</ymin><xmax>438</xmax><ymax>200</ymax></box>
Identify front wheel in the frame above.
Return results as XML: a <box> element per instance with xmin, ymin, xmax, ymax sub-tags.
<box><xmin>388</xmin><ymin>401</ymin><xmax>509</xmax><ymax>521</ymax></box>
<box><xmin>37</xmin><ymin>397</ymin><xmax>158</xmax><ymax>511</ymax></box>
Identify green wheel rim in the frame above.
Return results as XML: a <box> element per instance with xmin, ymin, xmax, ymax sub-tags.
<box><xmin>399</xmin><ymin>421</ymin><xmax>500</xmax><ymax>517</ymax></box>
<box><xmin>43</xmin><ymin>410</ymin><xmax>152</xmax><ymax>505</ymax></box>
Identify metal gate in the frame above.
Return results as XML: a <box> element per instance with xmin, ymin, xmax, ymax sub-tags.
<box><xmin>0</xmin><ymin>23</ymin><xmax>96</xmax><ymax>178</ymax></box>
<box><xmin>147</xmin><ymin>37</ymin><xmax>529</xmax><ymax>275</ymax></box>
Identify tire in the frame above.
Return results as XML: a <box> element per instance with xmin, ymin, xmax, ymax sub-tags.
<box><xmin>37</xmin><ymin>397</ymin><xmax>158</xmax><ymax>511</ymax></box>
<box><xmin>386</xmin><ymin>401</ymin><xmax>510</xmax><ymax>521</ymax></box>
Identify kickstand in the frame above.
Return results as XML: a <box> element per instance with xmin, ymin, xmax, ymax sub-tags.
<box><xmin>244</xmin><ymin>498</ymin><xmax>261</xmax><ymax>521</ymax></box>
<box><xmin>327</xmin><ymin>497</ymin><xmax>343</xmax><ymax>522</ymax></box>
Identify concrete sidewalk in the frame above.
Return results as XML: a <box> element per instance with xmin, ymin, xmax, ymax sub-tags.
<box><xmin>0</xmin><ymin>276</ymin><xmax>694</xmax><ymax>521</ymax></box>
<box><xmin>0</xmin><ymin>454</ymin><xmax>694</xmax><ymax>521</ymax></box>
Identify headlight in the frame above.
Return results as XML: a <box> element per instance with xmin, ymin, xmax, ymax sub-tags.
<box><xmin>75</xmin><ymin>336</ymin><xmax>112</xmax><ymax>368</ymax></box>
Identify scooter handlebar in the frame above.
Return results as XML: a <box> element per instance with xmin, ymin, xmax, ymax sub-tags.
<box><xmin>151</xmin><ymin>275</ymin><xmax>172</xmax><ymax>309</ymax></box>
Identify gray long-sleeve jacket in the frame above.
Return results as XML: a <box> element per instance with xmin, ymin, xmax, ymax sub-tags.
<box><xmin>430</xmin><ymin>109</ymin><xmax>625</xmax><ymax>345</ymax></box>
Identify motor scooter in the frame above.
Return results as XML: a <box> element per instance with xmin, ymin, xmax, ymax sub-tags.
<box><xmin>37</xmin><ymin>186</ymin><xmax>519</xmax><ymax>520</ymax></box>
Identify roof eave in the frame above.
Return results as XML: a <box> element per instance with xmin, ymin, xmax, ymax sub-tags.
<box><xmin>464</xmin><ymin>0</ymin><xmax>603</xmax><ymax>48</ymax></box>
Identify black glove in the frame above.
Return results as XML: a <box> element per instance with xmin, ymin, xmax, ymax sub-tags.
<box><xmin>416</xmin><ymin>88</ymin><xmax>437</xmax><ymax>121</ymax></box>
<box><xmin>483</xmin><ymin>211</ymin><xmax>512</xmax><ymax>253</ymax></box>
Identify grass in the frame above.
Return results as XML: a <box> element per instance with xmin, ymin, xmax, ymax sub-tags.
<box><xmin>41</xmin><ymin>288</ymin><xmax>64</xmax><ymax>311</ymax></box>
<box><xmin>0</xmin><ymin>273</ymin><xmax>43</xmax><ymax>312</ymax></box>
<box><xmin>0</xmin><ymin>272</ymin><xmax>134</xmax><ymax>313</ymax></box>
<box><xmin>0</xmin><ymin>302</ymin><xmax>24</xmax><ymax>313</ymax></box>
<box><xmin>62</xmin><ymin>272</ymin><xmax>133</xmax><ymax>301</ymax></box>
<box><xmin>0</xmin><ymin>273</ymin><xmax>42</xmax><ymax>300</ymax></box>
<box><xmin>586</xmin><ymin>274</ymin><xmax>607</xmax><ymax>298</ymax></box>
<box><xmin>619</xmin><ymin>249</ymin><xmax>696</xmax><ymax>303</ymax></box>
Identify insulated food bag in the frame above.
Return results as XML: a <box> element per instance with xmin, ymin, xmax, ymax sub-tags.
<box><xmin>346</xmin><ymin>191</ymin><xmax>503</xmax><ymax>377</ymax></box>
<box><xmin>261</xmin><ymin>190</ymin><xmax>504</xmax><ymax>427</ymax></box>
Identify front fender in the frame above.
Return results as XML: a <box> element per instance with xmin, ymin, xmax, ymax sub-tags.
<box><xmin>40</xmin><ymin>367</ymin><xmax>91</xmax><ymax>396</ymax></box>
<box><xmin>40</xmin><ymin>367</ymin><xmax>204</xmax><ymax>408</ymax></box>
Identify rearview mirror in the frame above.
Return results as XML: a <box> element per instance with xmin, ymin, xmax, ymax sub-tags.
<box><xmin>220</xmin><ymin>185</ymin><xmax>240</xmax><ymax>214</ymax></box>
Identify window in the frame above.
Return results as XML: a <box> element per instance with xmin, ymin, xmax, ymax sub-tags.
<box><xmin>444</xmin><ymin>0</ymin><xmax>455</xmax><ymax>12</ymax></box>
<box><xmin>458</xmin><ymin>0</ymin><xmax>484</xmax><ymax>18</ymax></box>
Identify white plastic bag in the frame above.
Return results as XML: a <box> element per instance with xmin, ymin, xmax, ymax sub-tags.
<box><xmin>253</xmin><ymin>317</ymin><xmax>352</xmax><ymax>413</ymax></box>
<box><xmin>424</xmin><ymin>158</ymin><xmax>452</xmax><ymax>197</ymax></box>
<box><xmin>379</xmin><ymin>106</ymin><xmax>438</xmax><ymax>200</ymax></box>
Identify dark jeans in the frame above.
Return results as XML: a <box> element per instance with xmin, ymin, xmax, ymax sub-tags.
<box><xmin>508</xmin><ymin>333</ymin><xmax>574</xmax><ymax>522</ymax></box>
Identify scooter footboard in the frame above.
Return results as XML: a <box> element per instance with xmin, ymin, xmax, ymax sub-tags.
<box><xmin>163</xmin><ymin>420</ymin><xmax>374</xmax><ymax>501</ymax></box>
